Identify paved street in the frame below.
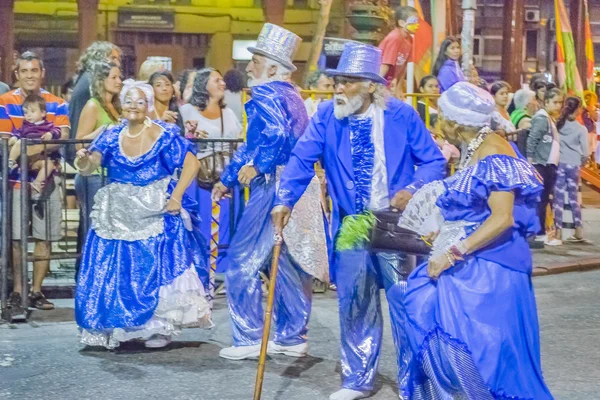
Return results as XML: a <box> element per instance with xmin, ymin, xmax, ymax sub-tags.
<box><xmin>1</xmin><ymin>271</ymin><xmax>599</xmax><ymax>400</ymax></box>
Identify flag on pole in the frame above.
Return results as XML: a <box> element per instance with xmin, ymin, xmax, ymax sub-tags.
<box><xmin>584</xmin><ymin>0</ymin><xmax>595</xmax><ymax>92</ymax></box>
<box><xmin>412</xmin><ymin>0</ymin><xmax>433</xmax><ymax>83</ymax></box>
<box><xmin>554</xmin><ymin>0</ymin><xmax>584</xmax><ymax>97</ymax></box>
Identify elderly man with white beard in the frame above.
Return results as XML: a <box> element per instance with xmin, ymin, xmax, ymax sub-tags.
<box><xmin>272</xmin><ymin>42</ymin><xmax>446</xmax><ymax>400</ymax></box>
<box><xmin>212</xmin><ymin>24</ymin><xmax>329</xmax><ymax>360</ymax></box>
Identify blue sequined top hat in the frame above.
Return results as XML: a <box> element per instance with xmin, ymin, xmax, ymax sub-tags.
<box><xmin>248</xmin><ymin>23</ymin><xmax>302</xmax><ymax>72</ymax></box>
<box><xmin>325</xmin><ymin>41</ymin><xmax>387</xmax><ymax>85</ymax></box>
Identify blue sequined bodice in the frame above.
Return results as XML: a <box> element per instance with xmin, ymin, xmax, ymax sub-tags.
<box><xmin>437</xmin><ymin>154</ymin><xmax>543</xmax><ymax>232</ymax></box>
<box><xmin>89</xmin><ymin>121</ymin><xmax>194</xmax><ymax>186</ymax></box>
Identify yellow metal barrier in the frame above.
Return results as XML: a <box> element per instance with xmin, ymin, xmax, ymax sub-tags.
<box><xmin>404</xmin><ymin>93</ymin><xmax>440</xmax><ymax>130</ymax></box>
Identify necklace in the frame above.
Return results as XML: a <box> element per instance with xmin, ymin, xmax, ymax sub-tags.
<box><xmin>459</xmin><ymin>126</ymin><xmax>493</xmax><ymax>169</ymax></box>
<box><xmin>124</xmin><ymin>124</ymin><xmax>147</xmax><ymax>139</ymax></box>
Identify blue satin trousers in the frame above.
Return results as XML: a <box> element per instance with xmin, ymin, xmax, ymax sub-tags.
<box><xmin>225</xmin><ymin>176</ymin><xmax>313</xmax><ymax>346</ymax></box>
<box><xmin>335</xmin><ymin>250</ymin><xmax>412</xmax><ymax>395</ymax></box>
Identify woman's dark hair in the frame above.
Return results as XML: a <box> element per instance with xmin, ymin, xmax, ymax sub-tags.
<box><xmin>189</xmin><ymin>68</ymin><xmax>225</xmax><ymax>111</ymax></box>
<box><xmin>223</xmin><ymin>69</ymin><xmax>246</xmax><ymax>93</ymax></box>
<box><xmin>531</xmin><ymin>79</ymin><xmax>547</xmax><ymax>94</ymax></box>
<box><xmin>61</xmin><ymin>79</ymin><xmax>74</xmax><ymax>96</ymax></box>
<box><xmin>148</xmin><ymin>70</ymin><xmax>178</xmax><ymax>112</ymax></box>
<box><xmin>476</xmin><ymin>79</ymin><xmax>489</xmax><ymax>91</ymax></box>
<box><xmin>544</xmin><ymin>87</ymin><xmax>563</xmax><ymax>104</ymax></box>
<box><xmin>490</xmin><ymin>81</ymin><xmax>512</xmax><ymax>97</ymax></box>
<box><xmin>418</xmin><ymin>75</ymin><xmax>438</xmax><ymax>92</ymax></box>
<box><xmin>432</xmin><ymin>36</ymin><xmax>460</xmax><ymax>77</ymax></box>
<box><xmin>556</xmin><ymin>96</ymin><xmax>581</xmax><ymax>130</ymax></box>
<box><xmin>529</xmin><ymin>73</ymin><xmax>547</xmax><ymax>85</ymax></box>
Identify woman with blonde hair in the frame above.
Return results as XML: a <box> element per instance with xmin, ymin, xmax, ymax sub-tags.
<box><xmin>138</xmin><ymin>59</ymin><xmax>165</xmax><ymax>82</ymax></box>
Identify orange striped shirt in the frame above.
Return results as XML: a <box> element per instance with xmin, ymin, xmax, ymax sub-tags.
<box><xmin>0</xmin><ymin>88</ymin><xmax>70</xmax><ymax>135</ymax></box>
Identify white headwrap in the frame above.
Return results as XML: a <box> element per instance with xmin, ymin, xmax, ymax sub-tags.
<box><xmin>120</xmin><ymin>79</ymin><xmax>155</xmax><ymax>114</ymax></box>
<box><xmin>438</xmin><ymin>81</ymin><xmax>495</xmax><ymax>127</ymax></box>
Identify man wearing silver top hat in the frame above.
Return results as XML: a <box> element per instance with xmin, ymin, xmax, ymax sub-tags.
<box><xmin>273</xmin><ymin>42</ymin><xmax>446</xmax><ymax>399</ymax></box>
<box><xmin>212</xmin><ymin>23</ymin><xmax>329</xmax><ymax>360</ymax></box>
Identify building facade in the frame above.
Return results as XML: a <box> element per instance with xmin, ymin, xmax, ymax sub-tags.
<box><xmin>474</xmin><ymin>0</ymin><xmax>600</xmax><ymax>86</ymax></box>
<box><xmin>0</xmin><ymin>0</ymin><xmax>348</xmax><ymax>87</ymax></box>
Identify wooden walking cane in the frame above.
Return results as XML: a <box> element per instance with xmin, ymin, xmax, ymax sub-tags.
<box><xmin>253</xmin><ymin>233</ymin><xmax>284</xmax><ymax>400</ymax></box>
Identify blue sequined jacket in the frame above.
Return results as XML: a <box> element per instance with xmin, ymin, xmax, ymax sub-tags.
<box><xmin>276</xmin><ymin>97</ymin><xmax>446</xmax><ymax>241</ymax></box>
<box><xmin>220</xmin><ymin>81</ymin><xmax>309</xmax><ymax>188</ymax></box>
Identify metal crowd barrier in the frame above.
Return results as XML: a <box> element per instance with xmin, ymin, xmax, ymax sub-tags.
<box><xmin>0</xmin><ymin>136</ymin><xmax>244</xmax><ymax>323</ymax></box>
<box><xmin>0</xmin><ymin>91</ymin><xmax>450</xmax><ymax>321</ymax></box>
<box><xmin>1</xmin><ymin>139</ymin><xmax>10</xmax><ymax>320</ymax></box>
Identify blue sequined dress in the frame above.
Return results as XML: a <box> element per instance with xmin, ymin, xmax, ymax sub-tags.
<box><xmin>75</xmin><ymin>121</ymin><xmax>211</xmax><ymax>348</ymax></box>
<box><xmin>402</xmin><ymin>154</ymin><xmax>554</xmax><ymax>399</ymax></box>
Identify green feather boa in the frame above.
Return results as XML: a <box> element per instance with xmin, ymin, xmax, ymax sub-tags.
<box><xmin>335</xmin><ymin>211</ymin><xmax>377</xmax><ymax>251</ymax></box>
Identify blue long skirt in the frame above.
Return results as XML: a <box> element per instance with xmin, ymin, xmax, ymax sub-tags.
<box><xmin>403</xmin><ymin>257</ymin><xmax>554</xmax><ymax>399</ymax></box>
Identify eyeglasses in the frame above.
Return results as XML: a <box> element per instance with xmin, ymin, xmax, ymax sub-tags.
<box><xmin>123</xmin><ymin>99</ymin><xmax>147</xmax><ymax>107</ymax></box>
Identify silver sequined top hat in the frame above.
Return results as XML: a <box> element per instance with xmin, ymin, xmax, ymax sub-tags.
<box><xmin>325</xmin><ymin>41</ymin><xmax>387</xmax><ymax>85</ymax></box>
<box><xmin>438</xmin><ymin>81</ymin><xmax>495</xmax><ymax>127</ymax></box>
<box><xmin>248</xmin><ymin>23</ymin><xmax>302</xmax><ymax>72</ymax></box>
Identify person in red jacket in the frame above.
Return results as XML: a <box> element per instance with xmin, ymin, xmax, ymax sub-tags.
<box><xmin>378</xmin><ymin>6</ymin><xmax>419</xmax><ymax>99</ymax></box>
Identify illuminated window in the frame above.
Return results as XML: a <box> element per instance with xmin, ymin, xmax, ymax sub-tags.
<box><xmin>146</xmin><ymin>56</ymin><xmax>172</xmax><ymax>71</ymax></box>
<box><xmin>233</xmin><ymin>40</ymin><xmax>257</xmax><ymax>61</ymax></box>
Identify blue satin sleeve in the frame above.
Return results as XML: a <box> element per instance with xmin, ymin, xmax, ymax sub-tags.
<box><xmin>88</xmin><ymin>123</ymin><xmax>122</xmax><ymax>163</ymax></box>
<box><xmin>401</xmin><ymin>108</ymin><xmax>446</xmax><ymax>195</ymax></box>
<box><xmin>276</xmin><ymin>111</ymin><xmax>326</xmax><ymax>209</ymax></box>
<box><xmin>220</xmin><ymin>142</ymin><xmax>252</xmax><ymax>188</ymax></box>
<box><xmin>251</xmin><ymin>87</ymin><xmax>293</xmax><ymax>175</ymax></box>
<box><xmin>160</xmin><ymin>131</ymin><xmax>196</xmax><ymax>174</ymax></box>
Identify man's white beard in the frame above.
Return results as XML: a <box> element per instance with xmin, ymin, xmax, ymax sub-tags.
<box><xmin>334</xmin><ymin>93</ymin><xmax>367</xmax><ymax>120</ymax></box>
<box><xmin>248</xmin><ymin>68</ymin><xmax>272</xmax><ymax>87</ymax></box>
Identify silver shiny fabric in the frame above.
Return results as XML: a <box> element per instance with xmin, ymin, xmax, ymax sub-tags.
<box><xmin>247</xmin><ymin>23</ymin><xmax>302</xmax><ymax>71</ymax></box>
<box><xmin>364</xmin><ymin>106</ymin><xmax>389</xmax><ymax>211</ymax></box>
<box><xmin>277</xmin><ymin>168</ymin><xmax>329</xmax><ymax>282</ymax></box>
<box><xmin>90</xmin><ymin>177</ymin><xmax>170</xmax><ymax>241</ymax></box>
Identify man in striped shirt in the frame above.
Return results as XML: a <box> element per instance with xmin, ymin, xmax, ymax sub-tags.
<box><xmin>0</xmin><ymin>51</ymin><xmax>70</xmax><ymax>313</ymax></box>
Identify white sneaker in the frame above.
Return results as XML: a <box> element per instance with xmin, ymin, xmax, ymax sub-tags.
<box><xmin>544</xmin><ymin>238</ymin><xmax>563</xmax><ymax>246</ymax></box>
<box><xmin>144</xmin><ymin>334</ymin><xmax>171</xmax><ymax>348</ymax></box>
<box><xmin>219</xmin><ymin>344</ymin><xmax>261</xmax><ymax>360</ymax></box>
<box><xmin>535</xmin><ymin>235</ymin><xmax>547</xmax><ymax>242</ymax></box>
<box><xmin>267</xmin><ymin>341</ymin><xmax>309</xmax><ymax>357</ymax></box>
<box><xmin>329</xmin><ymin>389</ymin><xmax>371</xmax><ymax>400</ymax></box>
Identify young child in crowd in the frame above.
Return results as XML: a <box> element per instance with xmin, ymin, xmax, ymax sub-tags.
<box><xmin>8</xmin><ymin>94</ymin><xmax>61</xmax><ymax>195</ymax></box>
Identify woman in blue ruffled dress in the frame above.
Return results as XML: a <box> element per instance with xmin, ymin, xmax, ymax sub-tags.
<box><xmin>399</xmin><ymin>82</ymin><xmax>554</xmax><ymax>399</ymax></box>
<box><xmin>74</xmin><ymin>81</ymin><xmax>211</xmax><ymax>349</ymax></box>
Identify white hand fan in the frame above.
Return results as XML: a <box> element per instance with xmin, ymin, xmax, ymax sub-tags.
<box><xmin>398</xmin><ymin>180</ymin><xmax>446</xmax><ymax>236</ymax></box>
